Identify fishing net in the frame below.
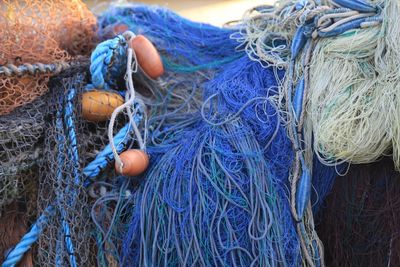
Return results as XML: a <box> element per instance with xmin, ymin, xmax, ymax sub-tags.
<box><xmin>4</xmin><ymin>0</ymin><xmax>400</xmax><ymax>266</ymax></box>
<box><xmin>317</xmin><ymin>158</ymin><xmax>400</xmax><ymax>267</ymax></box>
<box><xmin>0</xmin><ymin>0</ymin><xmax>98</xmax><ymax>262</ymax></box>
<box><xmin>97</xmin><ymin>5</ymin><xmax>304</xmax><ymax>266</ymax></box>
<box><xmin>0</xmin><ymin>96</ymin><xmax>46</xmax><ymax>212</ymax></box>
<box><xmin>0</xmin><ymin>0</ymin><xmax>97</xmax><ymax>115</ymax></box>
<box><xmin>35</xmin><ymin>68</ymin><xmax>124</xmax><ymax>266</ymax></box>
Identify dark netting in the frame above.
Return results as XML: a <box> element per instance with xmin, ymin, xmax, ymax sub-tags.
<box><xmin>35</xmin><ymin>66</ymin><xmax>131</xmax><ymax>266</ymax></box>
<box><xmin>0</xmin><ymin>95</ymin><xmax>47</xmax><ymax>212</ymax></box>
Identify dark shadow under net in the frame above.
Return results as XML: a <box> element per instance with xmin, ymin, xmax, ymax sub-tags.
<box><xmin>317</xmin><ymin>158</ymin><xmax>400</xmax><ymax>267</ymax></box>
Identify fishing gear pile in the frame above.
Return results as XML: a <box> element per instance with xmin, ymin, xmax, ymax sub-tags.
<box><xmin>1</xmin><ymin>0</ymin><xmax>400</xmax><ymax>266</ymax></box>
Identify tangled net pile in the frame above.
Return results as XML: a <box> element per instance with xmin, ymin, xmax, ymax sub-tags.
<box><xmin>2</xmin><ymin>0</ymin><xmax>400</xmax><ymax>266</ymax></box>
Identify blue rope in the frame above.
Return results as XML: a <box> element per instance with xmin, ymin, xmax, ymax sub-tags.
<box><xmin>64</xmin><ymin>89</ymin><xmax>81</xmax><ymax>202</ymax></box>
<box><xmin>90</xmin><ymin>35</ymin><xmax>127</xmax><ymax>90</ymax></box>
<box><xmin>55</xmin><ymin>101</ymin><xmax>78</xmax><ymax>267</ymax></box>
<box><xmin>2</xmin><ymin>207</ymin><xmax>56</xmax><ymax>267</ymax></box>
<box><xmin>83</xmin><ymin>121</ymin><xmax>141</xmax><ymax>184</ymax></box>
<box><xmin>61</xmin><ymin>88</ymin><xmax>82</xmax><ymax>267</ymax></box>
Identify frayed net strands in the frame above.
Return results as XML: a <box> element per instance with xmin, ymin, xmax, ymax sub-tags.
<box><xmin>121</xmin><ymin>55</ymin><xmax>302</xmax><ymax>266</ymax></box>
<box><xmin>308</xmin><ymin>0</ymin><xmax>400</xmax><ymax>167</ymax></box>
<box><xmin>97</xmin><ymin>4</ymin><xmax>307</xmax><ymax>266</ymax></box>
<box><xmin>96</xmin><ymin>3</ymin><xmax>241</xmax><ymax>73</ymax></box>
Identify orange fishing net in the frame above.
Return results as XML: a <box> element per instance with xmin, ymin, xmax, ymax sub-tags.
<box><xmin>0</xmin><ymin>0</ymin><xmax>97</xmax><ymax>115</ymax></box>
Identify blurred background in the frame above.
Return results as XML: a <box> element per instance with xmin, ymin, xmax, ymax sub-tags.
<box><xmin>88</xmin><ymin>0</ymin><xmax>274</xmax><ymax>26</ymax></box>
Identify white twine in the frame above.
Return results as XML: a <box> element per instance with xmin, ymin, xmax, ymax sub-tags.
<box><xmin>108</xmin><ymin>31</ymin><xmax>148</xmax><ymax>174</ymax></box>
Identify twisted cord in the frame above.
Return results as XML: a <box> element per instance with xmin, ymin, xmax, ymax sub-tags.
<box><xmin>83</xmin><ymin>108</ymin><xmax>143</xmax><ymax>183</ymax></box>
<box><xmin>55</xmin><ymin>103</ymin><xmax>77</xmax><ymax>267</ymax></box>
<box><xmin>64</xmin><ymin>88</ymin><xmax>81</xmax><ymax>198</ymax></box>
<box><xmin>107</xmin><ymin>32</ymin><xmax>149</xmax><ymax>173</ymax></box>
<box><xmin>0</xmin><ymin>60</ymin><xmax>86</xmax><ymax>77</ymax></box>
<box><xmin>2</xmin><ymin>207</ymin><xmax>56</xmax><ymax>267</ymax></box>
<box><xmin>61</xmin><ymin>87</ymin><xmax>86</xmax><ymax>267</ymax></box>
<box><xmin>90</xmin><ymin>35</ymin><xmax>127</xmax><ymax>89</ymax></box>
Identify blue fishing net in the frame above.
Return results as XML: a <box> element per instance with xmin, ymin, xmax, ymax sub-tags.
<box><xmin>97</xmin><ymin>4</ymin><xmax>241</xmax><ymax>73</ymax></box>
<box><xmin>98</xmin><ymin>5</ymin><xmax>302</xmax><ymax>262</ymax></box>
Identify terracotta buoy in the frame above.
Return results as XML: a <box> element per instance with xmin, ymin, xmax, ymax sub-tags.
<box><xmin>130</xmin><ymin>35</ymin><xmax>164</xmax><ymax>79</ymax></box>
<box><xmin>116</xmin><ymin>149</ymin><xmax>149</xmax><ymax>176</ymax></box>
<box><xmin>81</xmin><ymin>90</ymin><xmax>124</xmax><ymax>122</ymax></box>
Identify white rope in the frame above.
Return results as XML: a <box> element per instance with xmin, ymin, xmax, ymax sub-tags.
<box><xmin>108</xmin><ymin>32</ymin><xmax>147</xmax><ymax>174</ymax></box>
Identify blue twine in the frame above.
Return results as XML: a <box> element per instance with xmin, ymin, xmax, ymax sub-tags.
<box><xmin>90</xmin><ymin>35</ymin><xmax>127</xmax><ymax>90</ymax></box>
<box><xmin>332</xmin><ymin>0</ymin><xmax>378</xmax><ymax>13</ymax></box>
<box><xmin>97</xmin><ymin>4</ymin><xmax>240</xmax><ymax>71</ymax></box>
<box><xmin>121</xmin><ymin>55</ymin><xmax>300</xmax><ymax>266</ymax></box>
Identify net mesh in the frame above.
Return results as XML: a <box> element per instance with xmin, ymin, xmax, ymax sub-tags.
<box><xmin>35</xmin><ymin>68</ymin><xmax>131</xmax><ymax>266</ymax></box>
<box><xmin>0</xmin><ymin>1</ymin><xmax>98</xmax><ymax>262</ymax></box>
<box><xmin>0</xmin><ymin>96</ymin><xmax>45</xmax><ymax>212</ymax></box>
<box><xmin>0</xmin><ymin>0</ymin><xmax>97</xmax><ymax>115</ymax></box>
<box><xmin>37</xmin><ymin>71</ymin><xmax>95</xmax><ymax>266</ymax></box>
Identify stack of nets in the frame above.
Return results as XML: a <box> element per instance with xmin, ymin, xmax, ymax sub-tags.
<box><xmin>4</xmin><ymin>0</ymin><xmax>400</xmax><ymax>266</ymax></box>
<box><xmin>0</xmin><ymin>97</ymin><xmax>45</xmax><ymax>213</ymax></box>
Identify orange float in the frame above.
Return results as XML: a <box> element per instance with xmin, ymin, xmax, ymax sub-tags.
<box><xmin>81</xmin><ymin>90</ymin><xmax>124</xmax><ymax>122</ymax></box>
<box><xmin>131</xmin><ymin>35</ymin><xmax>164</xmax><ymax>79</ymax></box>
<box><xmin>116</xmin><ymin>149</ymin><xmax>149</xmax><ymax>176</ymax></box>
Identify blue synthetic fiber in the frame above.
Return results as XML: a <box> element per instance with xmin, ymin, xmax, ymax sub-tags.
<box><xmin>92</xmin><ymin>4</ymin><xmax>345</xmax><ymax>266</ymax></box>
<box><xmin>119</xmin><ymin>53</ymin><xmax>302</xmax><ymax>266</ymax></box>
<box><xmin>90</xmin><ymin>35</ymin><xmax>127</xmax><ymax>90</ymax></box>
<box><xmin>97</xmin><ymin>4</ymin><xmax>241</xmax><ymax>71</ymax></box>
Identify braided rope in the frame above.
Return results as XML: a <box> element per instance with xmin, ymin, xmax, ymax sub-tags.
<box><xmin>83</xmin><ymin>111</ymin><xmax>142</xmax><ymax>183</ymax></box>
<box><xmin>64</xmin><ymin>88</ymin><xmax>81</xmax><ymax>203</ymax></box>
<box><xmin>0</xmin><ymin>60</ymin><xmax>86</xmax><ymax>77</ymax></box>
<box><xmin>2</xmin><ymin>207</ymin><xmax>56</xmax><ymax>267</ymax></box>
<box><xmin>90</xmin><ymin>35</ymin><xmax>127</xmax><ymax>89</ymax></box>
<box><xmin>57</xmin><ymin>94</ymin><xmax>78</xmax><ymax>267</ymax></box>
